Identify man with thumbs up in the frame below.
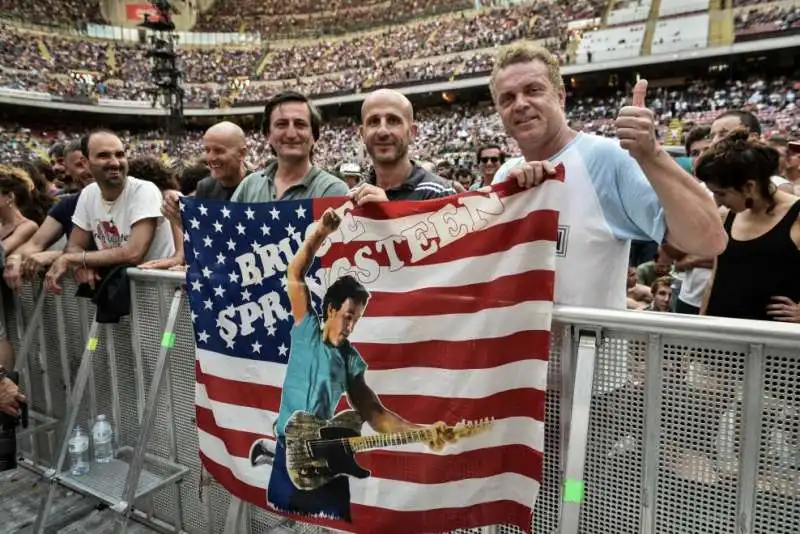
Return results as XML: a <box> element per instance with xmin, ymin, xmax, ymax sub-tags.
<box><xmin>489</xmin><ymin>41</ymin><xmax>726</xmax><ymax>310</ymax></box>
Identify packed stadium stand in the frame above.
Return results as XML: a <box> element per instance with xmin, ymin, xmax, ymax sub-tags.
<box><xmin>1</xmin><ymin>0</ymin><xmax>797</xmax><ymax>104</ymax></box>
<box><xmin>0</xmin><ymin>0</ymin><xmax>102</xmax><ymax>26</ymax></box>
<box><xmin>194</xmin><ymin>0</ymin><xmax>478</xmax><ymax>36</ymax></box>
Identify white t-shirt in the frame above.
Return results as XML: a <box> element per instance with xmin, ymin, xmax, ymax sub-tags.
<box><xmin>771</xmin><ymin>175</ymin><xmax>790</xmax><ymax>187</ymax></box>
<box><xmin>493</xmin><ymin>133</ymin><xmax>667</xmax><ymax>310</ymax></box>
<box><xmin>678</xmin><ymin>267</ymin><xmax>711</xmax><ymax>308</ymax></box>
<box><xmin>678</xmin><ymin>182</ymin><xmax>714</xmax><ymax>308</ymax></box>
<box><xmin>72</xmin><ymin>176</ymin><xmax>175</xmax><ymax>262</ymax></box>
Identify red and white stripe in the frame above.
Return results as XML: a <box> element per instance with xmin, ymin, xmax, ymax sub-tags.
<box><xmin>196</xmin><ymin>174</ymin><xmax>564</xmax><ymax>534</ymax></box>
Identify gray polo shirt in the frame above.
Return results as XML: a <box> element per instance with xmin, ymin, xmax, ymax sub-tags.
<box><xmin>230</xmin><ymin>161</ymin><xmax>347</xmax><ymax>202</ymax></box>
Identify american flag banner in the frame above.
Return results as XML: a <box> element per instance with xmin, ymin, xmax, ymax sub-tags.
<box><xmin>183</xmin><ymin>168</ymin><xmax>565</xmax><ymax>534</ymax></box>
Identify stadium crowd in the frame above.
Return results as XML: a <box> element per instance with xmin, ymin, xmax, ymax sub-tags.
<box><xmin>0</xmin><ymin>76</ymin><xmax>796</xmax><ymax>332</ymax></box>
<box><xmin>0</xmin><ymin>0</ymin><xmax>599</xmax><ymax>102</ymax></box>
<box><xmin>0</xmin><ymin>0</ymin><xmax>101</xmax><ymax>27</ymax></box>
<box><xmin>0</xmin><ymin>0</ymin><xmax>797</xmax><ymax>319</ymax></box>
<box><xmin>2</xmin><ymin>0</ymin><xmax>797</xmax><ymax>105</ymax></box>
<box><xmin>735</xmin><ymin>3</ymin><xmax>800</xmax><ymax>34</ymax></box>
<box><xmin>1</xmin><ymin>72</ymin><xmax>797</xmax><ymax>177</ymax></box>
<box><xmin>254</xmin><ymin>0</ymin><xmax>592</xmax><ymax>81</ymax></box>
<box><xmin>0</xmin><ymin>0</ymin><xmax>798</xmax><ymax>499</ymax></box>
<box><xmin>195</xmin><ymin>0</ymin><xmax>475</xmax><ymax>36</ymax></box>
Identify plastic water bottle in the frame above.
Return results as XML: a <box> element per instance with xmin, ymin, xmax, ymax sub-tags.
<box><xmin>92</xmin><ymin>415</ymin><xmax>114</xmax><ymax>464</ymax></box>
<box><xmin>68</xmin><ymin>426</ymin><xmax>90</xmax><ymax>476</ymax></box>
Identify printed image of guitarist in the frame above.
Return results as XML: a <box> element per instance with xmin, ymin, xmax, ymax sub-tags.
<box><xmin>264</xmin><ymin>207</ymin><xmax>448</xmax><ymax>522</ymax></box>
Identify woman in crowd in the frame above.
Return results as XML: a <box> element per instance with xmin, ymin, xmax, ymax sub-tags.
<box><xmin>11</xmin><ymin>160</ymin><xmax>56</xmax><ymax>224</ymax></box>
<box><xmin>0</xmin><ymin>164</ymin><xmax>41</xmax><ymax>257</ymax></box>
<box><xmin>0</xmin><ymin>164</ymin><xmax>43</xmax><ymax>369</ymax></box>
<box><xmin>697</xmin><ymin>130</ymin><xmax>800</xmax><ymax>322</ymax></box>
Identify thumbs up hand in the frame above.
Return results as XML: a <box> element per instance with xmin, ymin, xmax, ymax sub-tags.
<box><xmin>615</xmin><ymin>79</ymin><xmax>659</xmax><ymax>162</ymax></box>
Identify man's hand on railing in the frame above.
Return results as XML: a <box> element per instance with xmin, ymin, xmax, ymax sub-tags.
<box><xmin>767</xmin><ymin>296</ymin><xmax>800</xmax><ymax>323</ymax></box>
<box><xmin>22</xmin><ymin>251</ymin><xmax>63</xmax><ymax>280</ymax></box>
<box><xmin>44</xmin><ymin>256</ymin><xmax>71</xmax><ymax>294</ymax></box>
<box><xmin>139</xmin><ymin>257</ymin><xmax>185</xmax><ymax>271</ymax></box>
<box><xmin>74</xmin><ymin>266</ymin><xmax>101</xmax><ymax>289</ymax></box>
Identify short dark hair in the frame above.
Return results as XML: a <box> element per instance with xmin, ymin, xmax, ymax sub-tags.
<box><xmin>477</xmin><ymin>144</ymin><xmax>505</xmax><ymax>164</ymax></box>
<box><xmin>714</xmin><ymin>110</ymin><xmax>761</xmax><ymax>136</ymax></box>
<box><xmin>128</xmin><ymin>156</ymin><xmax>178</xmax><ymax>191</ymax></box>
<box><xmin>261</xmin><ymin>91</ymin><xmax>321</xmax><ymax>141</ymax></box>
<box><xmin>180</xmin><ymin>163</ymin><xmax>211</xmax><ymax>196</ymax></box>
<box><xmin>684</xmin><ymin>126</ymin><xmax>710</xmax><ymax>155</ymax></box>
<box><xmin>80</xmin><ymin>129</ymin><xmax>118</xmax><ymax>158</ymax></box>
<box><xmin>454</xmin><ymin>167</ymin><xmax>472</xmax><ymax>180</ymax></box>
<box><xmin>65</xmin><ymin>139</ymin><xmax>83</xmax><ymax>156</ymax></box>
<box><xmin>48</xmin><ymin>142</ymin><xmax>65</xmax><ymax>160</ymax></box>
<box><xmin>322</xmin><ymin>275</ymin><xmax>370</xmax><ymax>321</ymax></box>
<box><xmin>696</xmin><ymin>130</ymin><xmax>779</xmax><ymax>208</ymax></box>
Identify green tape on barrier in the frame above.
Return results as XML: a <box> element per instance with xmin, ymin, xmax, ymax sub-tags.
<box><xmin>162</xmin><ymin>332</ymin><xmax>176</xmax><ymax>348</ymax></box>
<box><xmin>563</xmin><ymin>479</ymin><xmax>584</xmax><ymax>503</ymax></box>
<box><xmin>87</xmin><ymin>337</ymin><xmax>98</xmax><ymax>351</ymax></box>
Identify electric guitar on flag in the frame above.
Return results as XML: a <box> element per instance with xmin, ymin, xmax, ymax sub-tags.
<box><xmin>277</xmin><ymin>410</ymin><xmax>493</xmax><ymax>491</ymax></box>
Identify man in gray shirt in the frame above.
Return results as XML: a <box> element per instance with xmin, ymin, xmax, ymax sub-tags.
<box><xmin>232</xmin><ymin>91</ymin><xmax>347</xmax><ymax>202</ymax></box>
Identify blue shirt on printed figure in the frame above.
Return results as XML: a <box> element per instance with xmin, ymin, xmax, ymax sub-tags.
<box><xmin>274</xmin><ymin>312</ymin><xmax>368</xmax><ymax>438</ymax></box>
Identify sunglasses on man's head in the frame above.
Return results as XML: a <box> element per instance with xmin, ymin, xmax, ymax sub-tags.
<box><xmin>480</xmin><ymin>156</ymin><xmax>500</xmax><ymax>164</ymax></box>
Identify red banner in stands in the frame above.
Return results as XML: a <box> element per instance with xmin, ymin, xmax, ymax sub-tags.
<box><xmin>126</xmin><ymin>3</ymin><xmax>162</xmax><ymax>22</ymax></box>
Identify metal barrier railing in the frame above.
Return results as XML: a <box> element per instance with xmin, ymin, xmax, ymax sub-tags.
<box><xmin>6</xmin><ymin>268</ymin><xmax>800</xmax><ymax>534</ymax></box>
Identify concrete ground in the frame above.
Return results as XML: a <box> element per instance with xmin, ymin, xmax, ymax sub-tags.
<box><xmin>0</xmin><ymin>467</ymin><xmax>159</xmax><ymax>534</ymax></box>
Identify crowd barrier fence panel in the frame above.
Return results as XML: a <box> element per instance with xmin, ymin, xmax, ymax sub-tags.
<box><xmin>7</xmin><ymin>269</ymin><xmax>800</xmax><ymax>534</ymax></box>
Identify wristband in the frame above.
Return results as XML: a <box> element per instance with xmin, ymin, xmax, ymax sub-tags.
<box><xmin>81</xmin><ymin>251</ymin><xmax>87</xmax><ymax>270</ymax></box>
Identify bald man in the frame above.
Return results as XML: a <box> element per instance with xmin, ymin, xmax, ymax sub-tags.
<box><xmin>161</xmin><ymin>121</ymin><xmax>248</xmax><ymax>221</ymax></box>
<box><xmin>197</xmin><ymin>121</ymin><xmax>248</xmax><ymax>198</ymax></box>
<box><xmin>349</xmin><ymin>89</ymin><xmax>455</xmax><ymax>204</ymax></box>
<box><xmin>149</xmin><ymin>121</ymin><xmax>250</xmax><ymax>270</ymax></box>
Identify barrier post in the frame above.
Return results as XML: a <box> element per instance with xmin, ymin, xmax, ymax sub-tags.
<box><xmin>639</xmin><ymin>333</ymin><xmax>664</xmax><ymax>534</ymax></box>
<box><xmin>735</xmin><ymin>343</ymin><xmax>766</xmax><ymax>534</ymax></box>
<box><xmin>112</xmin><ymin>288</ymin><xmax>189</xmax><ymax>533</ymax></box>
<box><xmin>559</xmin><ymin>329</ymin><xmax>601</xmax><ymax>533</ymax></box>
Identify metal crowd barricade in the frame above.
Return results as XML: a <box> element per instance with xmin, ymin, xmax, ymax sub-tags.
<box><xmin>6</xmin><ymin>268</ymin><xmax>800</xmax><ymax>534</ymax></box>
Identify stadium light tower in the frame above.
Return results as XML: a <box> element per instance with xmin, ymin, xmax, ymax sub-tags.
<box><xmin>139</xmin><ymin>0</ymin><xmax>185</xmax><ymax>158</ymax></box>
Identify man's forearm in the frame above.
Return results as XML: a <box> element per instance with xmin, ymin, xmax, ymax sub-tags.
<box><xmin>685</xmin><ymin>256</ymin><xmax>715</xmax><ymax>270</ymax></box>
<box><xmin>638</xmin><ymin>150</ymin><xmax>726</xmax><ymax>256</ymax></box>
<box><xmin>62</xmin><ymin>246</ymin><xmax>143</xmax><ymax>268</ymax></box>
<box><xmin>8</xmin><ymin>241</ymin><xmax>45</xmax><ymax>262</ymax></box>
<box><xmin>369</xmin><ymin>407</ymin><xmax>418</xmax><ymax>434</ymax></box>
